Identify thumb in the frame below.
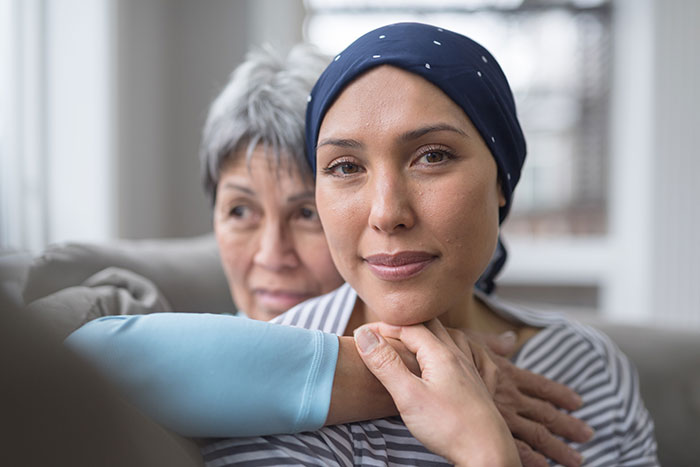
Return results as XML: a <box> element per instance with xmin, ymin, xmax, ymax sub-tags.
<box><xmin>354</xmin><ymin>325</ymin><xmax>417</xmax><ymax>399</ymax></box>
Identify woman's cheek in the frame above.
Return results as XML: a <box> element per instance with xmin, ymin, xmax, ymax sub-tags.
<box><xmin>216</xmin><ymin>225</ymin><xmax>252</xmax><ymax>279</ymax></box>
<box><xmin>319</xmin><ymin>195</ymin><xmax>361</xmax><ymax>267</ymax></box>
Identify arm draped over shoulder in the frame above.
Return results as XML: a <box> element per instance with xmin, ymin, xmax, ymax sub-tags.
<box><xmin>65</xmin><ymin>313</ymin><xmax>339</xmax><ymax>437</ymax></box>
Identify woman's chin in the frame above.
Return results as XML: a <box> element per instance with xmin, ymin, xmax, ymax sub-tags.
<box><xmin>367</xmin><ymin>297</ymin><xmax>444</xmax><ymax>326</ymax></box>
<box><xmin>246</xmin><ymin>307</ymin><xmax>287</xmax><ymax>322</ymax></box>
<box><xmin>362</xmin><ymin>287</ymin><xmax>465</xmax><ymax>326</ymax></box>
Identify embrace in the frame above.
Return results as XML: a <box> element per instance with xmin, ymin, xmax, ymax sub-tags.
<box><xmin>68</xmin><ymin>22</ymin><xmax>658</xmax><ymax>467</ymax></box>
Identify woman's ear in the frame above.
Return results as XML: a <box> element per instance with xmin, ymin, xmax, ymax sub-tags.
<box><xmin>497</xmin><ymin>180</ymin><xmax>507</xmax><ymax>208</ymax></box>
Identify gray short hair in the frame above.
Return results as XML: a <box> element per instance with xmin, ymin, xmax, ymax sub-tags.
<box><xmin>200</xmin><ymin>43</ymin><xmax>330</xmax><ymax>205</ymax></box>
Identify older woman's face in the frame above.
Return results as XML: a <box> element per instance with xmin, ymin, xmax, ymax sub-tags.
<box><xmin>214</xmin><ymin>145</ymin><xmax>344</xmax><ymax>321</ymax></box>
<box><xmin>315</xmin><ymin>66</ymin><xmax>505</xmax><ymax>325</ymax></box>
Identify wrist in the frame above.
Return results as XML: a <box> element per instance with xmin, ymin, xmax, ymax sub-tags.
<box><xmin>325</xmin><ymin>336</ymin><xmax>397</xmax><ymax>425</ymax></box>
<box><xmin>451</xmin><ymin>408</ymin><xmax>521</xmax><ymax>467</ymax></box>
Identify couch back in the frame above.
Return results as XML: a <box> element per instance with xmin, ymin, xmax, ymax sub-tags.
<box><xmin>5</xmin><ymin>234</ymin><xmax>699</xmax><ymax>464</ymax></box>
<box><xmin>578</xmin><ymin>317</ymin><xmax>700</xmax><ymax>466</ymax></box>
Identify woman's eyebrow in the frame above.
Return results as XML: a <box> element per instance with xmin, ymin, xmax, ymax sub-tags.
<box><xmin>221</xmin><ymin>182</ymin><xmax>255</xmax><ymax>196</ymax></box>
<box><xmin>316</xmin><ymin>138</ymin><xmax>364</xmax><ymax>150</ymax></box>
<box><xmin>317</xmin><ymin>123</ymin><xmax>467</xmax><ymax>150</ymax></box>
<box><xmin>287</xmin><ymin>191</ymin><xmax>315</xmax><ymax>203</ymax></box>
<box><xmin>400</xmin><ymin>123</ymin><xmax>469</xmax><ymax>141</ymax></box>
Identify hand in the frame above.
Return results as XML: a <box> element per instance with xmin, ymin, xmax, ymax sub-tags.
<box><xmin>354</xmin><ymin>320</ymin><xmax>521</xmax><ymax>467</ymax></box>
<box><xmin>447</xmin><ymin>329</ymin><xmax>593</xmax><ymax>467</ymax></box>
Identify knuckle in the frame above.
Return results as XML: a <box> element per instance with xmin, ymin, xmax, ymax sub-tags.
<box><xmin>440</xmin><ymin>349</ymin><xmax>462</xmax><ymax>368</ymax></box>
<box><xmin>532</xmin><ymin>424</ymin><xmax>552</xmax><ymax>448</ymax></box>
<box><xmin>496</xmin><ymin>356</ymin><xmax>517</xmax><ymax>379</ymax></box>
<box><xmin>515</xmin><ymin>439</ymin><xmax>548</xmax><ymax>467</ymax></box>
<box><xmin>446</xmin><ymin>328</ymin><xmax>461</xmax><ymax>341</ymax></box>
<box><xmin>369</xmin><ymin>346</ymin><xmax>402</xmax><ymax>373</ymax></box>
<box><xmin>455</xmin><ymin>334</ymin><xmax>470</xmax><ymax>353</ymax></box>
<box><xmin>536</xmin><ymin>379</ymin><xmax>559</xmax><ymax>400</ymax></box>
<box><xmin>540</xmin><ymin>402</ymin><xmax>561</xmax><ymax>426</ymax></box>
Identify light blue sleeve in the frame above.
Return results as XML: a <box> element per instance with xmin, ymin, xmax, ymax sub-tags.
<box><xmin>65</xmin><ymin>313</ymin><xmax>339</xmax><ymax>438</ymax></box>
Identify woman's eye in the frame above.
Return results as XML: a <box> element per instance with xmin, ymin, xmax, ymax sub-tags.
<box><xmin>326</xmin><ymin>161</ymin><xmax>361</xmax><ymax>176</ymax></box>
<box><xmin>421</xmin><ymin>151</ymin><xmax>447</xmax><ymax>164</ymax></box>
<box><xmin>299</xmin><ymin>206</ymin><xmax>319</xmax><ymax>220</ymax></box>
<box><xmin>337</xmin><ymin>162</ymin><xmax>359</xmax><ymax>174</ymax></box>
<box><xmin>229</xmin><ymin>205</ymin><xmax>248</xmax><ymax>218</ymax></box>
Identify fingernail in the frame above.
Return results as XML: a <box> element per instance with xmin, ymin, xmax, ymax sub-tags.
<box><xmin>583</xmin><ymin>425</ymin><xmax>595</xmax><ymax>440</ymax></box>
<box><xmin>354</xmin><ymin>326</ymin><xmax>379</xmax><ymax>353</ymax></box>
<box><xmin>499</xmin><ymin>330</ymin><xmax>516</xmax><ymax>346</ymax></box>
<box><xmin>574</xmin><ymin>451</ymin><xmax>584</xmax><ymax>465</ymax></box>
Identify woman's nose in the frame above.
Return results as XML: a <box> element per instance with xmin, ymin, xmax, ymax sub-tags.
<box><xmin>367</xmin><ymin>174</ymin><xmax>416</xmax><ymax>234</ymax></box>
<box><xmin>253</xmin><ymin>221</ymin><xmax>299</xmax><ymax>270</ymax></box>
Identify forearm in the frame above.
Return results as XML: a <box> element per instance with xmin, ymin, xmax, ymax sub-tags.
<box><xmin>66</xmin><ymin>313</ymin><xmax>337</xmax><ymax>437</ymax></box>
<box><xmin>325</xmin><ymin>336</ymin><xmax>418</xmax><ymax>425</ymax></box>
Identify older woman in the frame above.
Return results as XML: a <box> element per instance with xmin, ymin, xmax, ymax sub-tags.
<box><xmin>200</xmin><ymin>45</ymin><xmax>344</xmax><ymax>320</ymax></box>
<box><xmin>69</xmin><ymin>41</ymin><xmax>597</xmax><ymax>466</ymax></box>
<box><xmin>195</xmin><ymin>23</ymin><xmax>659</xmax><ymax>466</ymax></box>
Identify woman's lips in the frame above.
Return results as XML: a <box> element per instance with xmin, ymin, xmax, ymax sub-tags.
<box><xmin>254</xmin><ymin>289</ymin><xmax>313</xmax><ymax>310</ymax></box>
<box><xmin>364</xmin><ymin>251</ymin><xmax>437</xmax><ymax>281</ymax></box>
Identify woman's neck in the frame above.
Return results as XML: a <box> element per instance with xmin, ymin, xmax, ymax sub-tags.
<box><xmin>345</xmin><ymin>290</ymin><xmax>540</xmax><ymax>357</ymax></box>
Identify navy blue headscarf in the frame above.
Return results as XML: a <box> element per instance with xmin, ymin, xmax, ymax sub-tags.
<box><xmin>305</xmin><ymin>22</ymin><xmax>526</xmax><ymax>293</ymax></box>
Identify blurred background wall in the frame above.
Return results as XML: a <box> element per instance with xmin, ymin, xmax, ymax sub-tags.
<box><xmin>1</xmin><ymin>0</ymin><xmax>698</xmax><ymax>327</ymax></box>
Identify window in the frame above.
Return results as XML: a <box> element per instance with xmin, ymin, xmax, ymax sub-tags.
<box><xmin>0</xmin><ymin>0</ymin><xmax>114</xmax><ymax>253</ymax></box>
<box><xmin>0</xmin><ymin>0</ymin><xmax>48</xmax><ymax>253</ymax></box>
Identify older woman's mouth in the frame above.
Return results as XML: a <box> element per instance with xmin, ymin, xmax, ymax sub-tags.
<box><xmin>364</xmin><ymin>252</ymin><xmax>437</xmax><ymax>281</ymax></box>
<box><xmin>254</xmin><ymin>289</ymin><xmax>314</xmax><ymax>310</ymax></box>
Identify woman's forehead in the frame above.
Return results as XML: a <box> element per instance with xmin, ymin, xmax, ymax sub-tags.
<box><xmin>219</xmin><ymin>145</ymin><xmax>312</xmax><ymax>189</ymax></box>
<box><xmin>319</xmin><ymin>65</ymin><xmax>471</xmax><ymax>138</ymax></box>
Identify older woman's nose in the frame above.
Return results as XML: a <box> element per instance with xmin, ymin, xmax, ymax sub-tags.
<box><xmin>253</xmin><ymin>221</ymin><xmax>299</xmax><ymax>270</ymax></box>
<box><xmin>367</xmin><ymin>174</ymin><xmax>416</xmax><ymax>234</ymax></box>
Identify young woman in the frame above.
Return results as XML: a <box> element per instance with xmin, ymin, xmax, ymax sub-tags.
<box><xmin>197</xmin><ymin>23</ymin><xmax>658</xmax><ymax>466</ymax></box>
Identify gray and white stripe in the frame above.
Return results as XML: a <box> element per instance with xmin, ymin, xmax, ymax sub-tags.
<box><xmin>203</xmin><ymin>284</ymin><xmax>658</xmax><ymax>466</ymax></box>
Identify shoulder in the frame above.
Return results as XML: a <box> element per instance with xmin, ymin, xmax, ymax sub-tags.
<box><xmin>481</xmin><ymin>293</ymin><xmax>634</xmax><ymax>389</ymax></box>
<box><xmin>516</xmin><ymin>317</ymin><xmax>627</xmax><ymax>389</ymax></box>
<box><xmin>496</xmin><ymin>303</ymin><xmax>659</xmax><ymax>465</ymax></box>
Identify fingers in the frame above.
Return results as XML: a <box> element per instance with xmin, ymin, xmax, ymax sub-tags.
<box><xmin>353</xmin><ymin>325</ymin><xmax>419</xmax><ymax>406</ymax></box>
<box><xmin>423</xmin><ymin>318</ymin><xmax>455</xmax><ymax>345</ymax></box>
<box><xmin>464</xmin><ymin>339</ymin><xmax>499</xmax><ymax>395</ymax></box>
<box><xmin>366</xmin><ymin>321</ymin><xmax>450</xmax><ymax>360</ymax></box>
<box><xmin>494</xmin><ymin>357</ymin><xmax>593</xmax><ymax>444</ymax></box>
<box><xmin>518</xmin><ymin>397</ymin><xmax>594</xmax><ymax>443</ymax></box>
<box><xmin>513</xmin><ymin>439</ymin><xmax>549</xmax><ymax>467</ymax></box>
<box><xmin>510</xmin><ymin>365</ymin><xmax>584</xmax><ymax>412</ymax></box>
<box><xmin>504</xmin><ymin>412</ymin><xmax>583</xmax><ymax>467</ymax></box>
<box><xmin>362</xmin><ymin>322</ymin><xmax>403</xmax><ymax>340</ymax></box>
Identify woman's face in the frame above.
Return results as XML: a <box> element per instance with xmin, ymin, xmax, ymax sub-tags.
<box><xmin>315</xmin><ymin>65</ymin><xmax>505</xmax><ymax>325</ymax></box>
<box><xmin>214</xmin><ymin>145</ymin><xmax>344</xmax><ymax>321</ymax></box>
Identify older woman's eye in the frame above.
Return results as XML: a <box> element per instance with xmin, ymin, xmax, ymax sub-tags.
<box><xmin>229</xmin><ymin>205</ymin><xmax>248</xmax><ymax>218</ymax></box>
<box><xmin>300</xmin><ymin>206</ymin><xmax>319</xmax><ymax>220</ymax></box>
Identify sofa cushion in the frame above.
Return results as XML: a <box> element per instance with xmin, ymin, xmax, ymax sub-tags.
<box><xmin>578</xmin><ymin>317</ymin><xmax>700</xmax><ymax>466</ymax></box>
<box><xmin>23</xmin><ymin>234</ymin><xmax>234</xmax><ymax>314</ymax></box>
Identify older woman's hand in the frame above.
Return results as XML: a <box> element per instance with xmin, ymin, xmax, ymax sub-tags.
<box><xmin>354</xmin><ymin>319</ymin><xmax>521</xmax><ymax>467</ymax></box>
<box><xmin>447</xmin><ymin>329</ymin><xmax>593</xmax><ymax>467</ymax></box>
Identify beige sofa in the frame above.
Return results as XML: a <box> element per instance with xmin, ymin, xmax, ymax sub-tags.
<box><xmin>2</xmin><ymin>234</ymin><xmax>699</xmax><ymax>466</ymax></box>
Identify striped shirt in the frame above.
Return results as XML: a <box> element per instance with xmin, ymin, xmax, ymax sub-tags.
<box><xmin>202</xmin><ymin>283</ymin><xmax>659</xmax><ymax>466</ymax></box>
